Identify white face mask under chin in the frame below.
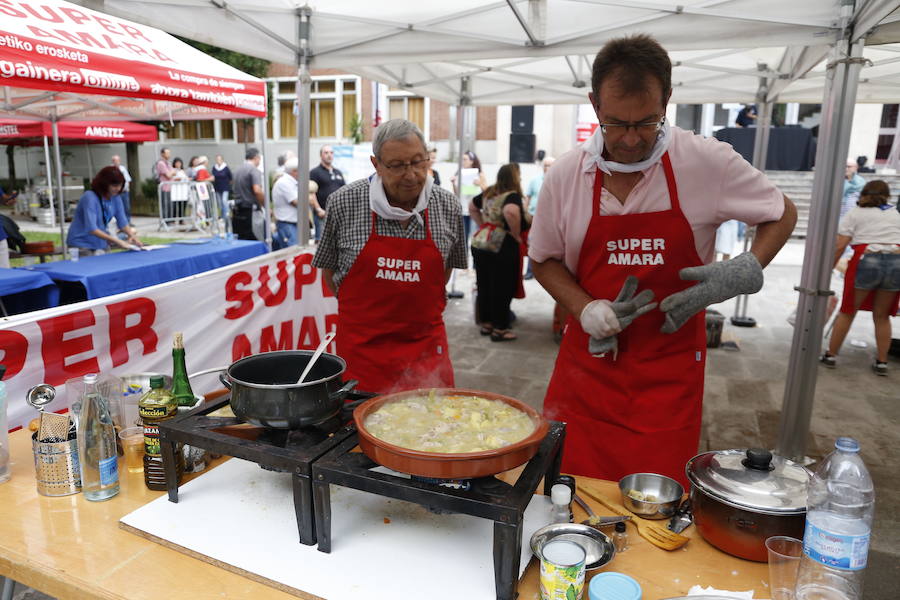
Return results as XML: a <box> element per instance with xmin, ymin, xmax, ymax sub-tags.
<box><xmin>582</xmin><ymin>120</ymin><xmax>672</xmax><ymax>175</ymax></box>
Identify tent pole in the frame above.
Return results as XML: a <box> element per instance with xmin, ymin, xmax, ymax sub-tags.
<box><xmin>449</xmin><ymin>77</ymin><xmax>471</xmax><ymax>300</ymax></box>
<box><xmin>258</xmin><ymin>117</ymin><xmax>272</xmax><ymax>250</ymax></box>
<box><xmin>776</xmin><ymin>35</ymin><xmax>866</xmax><ymax>462</ymax></box>
<box><xmin>51</xmin><ymin>118</ymin><xmax>67</xmax><ymax>256</ymax></box>
<box><xmin>85</xmin><ymin>142</ymin><xmax>94</xmax><ymax>175</ymax></box>
<box><xmin>22</xmin><ymin>146</ymin><xmax>31</xmax><ymax>190</ymax></box>
<box><xmin>732</xmin><ymin>85</ymin><xmax>774</xmax><ymax>328</ymax></box>
<box><xmin>42</xmin><ymin>136</ymin><xmax>54</xmax><ymax>226</ymax></box>
<box><xmin>295</xmin><ymin>6</ymin><xmax>312</xmax><ymax>247</ymax></box>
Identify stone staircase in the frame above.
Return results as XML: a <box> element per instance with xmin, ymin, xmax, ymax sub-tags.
<box><xmin>764</xmin><ymin>170</ymin><xmax>900</xmax><ymax>239</ymax></box>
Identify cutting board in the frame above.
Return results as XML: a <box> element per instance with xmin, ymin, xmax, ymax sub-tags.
<box><xmin>120</xmin><ymin>457</ymin><xmax>552</xmax><ymax>600</ymax></box>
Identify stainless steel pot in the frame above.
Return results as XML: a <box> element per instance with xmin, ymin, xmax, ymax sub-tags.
<box><xmin>220</xmin><ymin>350</ymin><xmax>356</xmax><ymax>429</ymax></box>
<box><xmin>686</xmin><ymin>448</ymin><xmax>809</xmax><ymax>562</ymax></box>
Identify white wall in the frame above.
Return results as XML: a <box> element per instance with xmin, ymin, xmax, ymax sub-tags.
<box><xmin>847</xmin><ymin>103</ymin><xmax>881</xmax><ymax>165</ymax></box>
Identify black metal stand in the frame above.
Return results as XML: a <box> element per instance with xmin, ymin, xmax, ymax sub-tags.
<box><xmin>158</xmin><ymin>396</ymin><xmax>356</xmax><ymax>545</ymax></box>
<box><xmin>311</xmin><ymin>421</ymin><xmax>565</xmax><ymax>600</ymax></box>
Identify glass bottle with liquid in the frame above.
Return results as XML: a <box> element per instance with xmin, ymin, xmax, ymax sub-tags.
<box><xmin>138</xmin><ymin>375</ymin><xmax>183</xmax><ymax>490</ymax></box>
<box><xmin>78</xmin><ymin>373</ymin><xmax>120</xmax><ymax>501</ymax></box>
<box><xmin>171</xmin><ymin>333</ymin><xmax>195</xmax><ymax>407</ymax></box>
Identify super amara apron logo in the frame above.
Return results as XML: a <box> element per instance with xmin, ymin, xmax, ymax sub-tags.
<box><xmin>375</xmin><ymin>256</ymin><xmax>422</xmax><ymax>282</ymax></box>
<box><xmin>606</xmin><ymin>238</ymin><xmax>666</xmax><ymax>265</ymax></box>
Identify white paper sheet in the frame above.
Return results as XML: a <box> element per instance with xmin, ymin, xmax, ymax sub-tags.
<box><xmin>120</xmin><ymin>457</ymin><xmax>551</xmax><ymax>600</ymax></box>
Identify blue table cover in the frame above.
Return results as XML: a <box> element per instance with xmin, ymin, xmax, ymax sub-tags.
<box><xmin>29</xmin><ymin>239</ymin><xmax>267</xmax><ymax>300</ymax></box>
<box><xmin>0</xmin><ymin>268</ymin><xmax>60</xmax><ymax>314</ymax></box>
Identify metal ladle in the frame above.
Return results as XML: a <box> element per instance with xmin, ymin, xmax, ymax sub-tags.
<box><xmin>296</xmin><ymin>331</ymin><xmax>337</xmax><ymax>384</ymax></box>
<box><xmin>574</xmin><ymin>492</ymin><xmax>631</xmax><ymax>528</ymax></box>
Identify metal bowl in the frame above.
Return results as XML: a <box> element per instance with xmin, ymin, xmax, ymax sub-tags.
<box><xmin>529</xmin><ymin>523</ymin><xmax>615</xmax><ymax>571</ymax></box>
<box><xmin>618</xmin><ymin>473</ymin><xmax>684</xmax><ymax>520</ymax></box>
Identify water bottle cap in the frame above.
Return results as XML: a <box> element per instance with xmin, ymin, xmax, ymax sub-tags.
<box><xmin>551</xmin><ymin>483</ymin><xmax>571</xmax><ymax>505</ymax></box>
<box><xmin>83</xmin><ymin>373</ymin><xmax>98</xmax><ymax>384</ymax></box>
<box><xmin>835</xmin><ymin>437</ymin><xmax>860</xmax><ymax>453</ymax></box>
<box><xmin>149</xmin><ymin>375</ymin><xmax>166</xmax><ymax>388</ymax></box>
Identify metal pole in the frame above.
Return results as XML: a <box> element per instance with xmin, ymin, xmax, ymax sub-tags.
<box><xmin>295</xmin><ymin>6</ymin><xmax>312</xmax><ymax>247</ymax></box>
<box><xmin>258</xmin><ymin>117</ymin><xmax>272</xmax><ymax>250</ymax></box>
<box><xmin>448</xmin><ymin>77</ymin><xmax>471</xmax><ymax>300</ymax></box>
<box><xmin>85</xmin><ymin>141</ymin><xmax>94</xmax><ymax>175</ymax></box>
<box><xmin>51</xmin><ymin>118</ymin><xmax>67</xmax><ymax>256</ymax></box>
<box><xmin>776</xmin><ymin>33</ymin><xmax>866</xmax><ymax>462</ymax></box>
<box><xmin>732</xmin><ymin>87</ymin><xmax>774</xmax><ymax>328</ymax></box>
<box><xmin>42</xmin><ymin>136</ymin><xmax>54</xmax><ymax>224</ymax></box>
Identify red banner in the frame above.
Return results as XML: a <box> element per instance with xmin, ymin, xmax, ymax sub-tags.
<box><xmin>0</xmin><ymin>119</ymin><xmax>158</xmax><ymax>144</ymax></box>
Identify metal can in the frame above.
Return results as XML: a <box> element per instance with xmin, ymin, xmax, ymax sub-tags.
<box><xmin>539</xmin><ymin>539</ymin><xmax>586</xmax><ymax>600</ymax></box>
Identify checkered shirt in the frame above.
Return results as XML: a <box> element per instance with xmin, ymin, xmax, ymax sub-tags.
<box><xmin>312</xmin><ymin>178</ymin><xmax>468</xmax><ymax>289</ymax></box>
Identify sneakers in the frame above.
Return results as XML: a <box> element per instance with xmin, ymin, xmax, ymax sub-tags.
<box><xmin>872</xmin><ymin>361</ymin><xmax>888</xmax><ymax>376</ymax></box>
<box><xmin>819</xmin><ymin>353</ymin><xmax>837</xmax><ymax>368</ymax></box>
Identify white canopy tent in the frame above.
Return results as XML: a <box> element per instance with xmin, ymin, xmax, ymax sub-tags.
<box><xmin>71</xmin><ymin>0</ymin><xmax>900</xmax><ymax>464</ymax></box>
<box><xmin>0</xmin><ymin>0</ymin><xmax>268</xmax><ymax>252</ymax></box>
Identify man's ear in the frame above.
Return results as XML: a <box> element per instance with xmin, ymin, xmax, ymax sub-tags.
<box><xmin>588</xmin><ymin>91</ymin><xmax>597</xmax><ymax>111</ymax></box>
<box><xmin>370</xmin><ymin>155</ymin><xmax>379</xmax><ymax>170</ymax></box>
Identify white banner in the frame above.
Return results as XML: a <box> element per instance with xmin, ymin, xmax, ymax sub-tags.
<box><xmin>1</xmin><ymin>248</ymin><xmax>336</xmax><ymax>430</ymax></box>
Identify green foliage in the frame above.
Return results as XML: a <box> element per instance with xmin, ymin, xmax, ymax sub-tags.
<box><xmin>176</xmin><ymin>37</ymin><xmax>270</xmax><ymax>79</ymax></box>
<box><xmin>348</xmin><ymin>113</ymin><xmax>363</xmax><ymax>144</ymax></box>
<box><xmin>140</xmin><ymin>178</ymin><xmax>159</xmax><ymax>203</ymax></box>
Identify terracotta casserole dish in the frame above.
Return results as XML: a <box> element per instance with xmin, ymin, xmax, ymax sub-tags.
<box><xmin>353</xmin><ymin>388</ymin><xmax>549</xmax><ymax>479</ymax></box>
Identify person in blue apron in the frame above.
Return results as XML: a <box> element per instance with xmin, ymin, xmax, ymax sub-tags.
<box><xmin>528</xmin><ymin>34</ymin><xmax>798</xmax><ymax>485</ymax></box>
<box><xmin>67</xmin><ymin>166</ymin><xmax>142</xmax><ymax>257</ymax></box>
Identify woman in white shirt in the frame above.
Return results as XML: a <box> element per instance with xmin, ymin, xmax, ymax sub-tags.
<box><xmin>821</xmin><ymin>179</ymin><xmax>900</xmax><ymax>375</ymax></box>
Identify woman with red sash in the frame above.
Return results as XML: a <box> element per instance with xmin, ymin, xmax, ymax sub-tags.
<box><xmin>821</xmin><ymin>179</ymin><xmax>900</xmax><ymax>376</ymax></box>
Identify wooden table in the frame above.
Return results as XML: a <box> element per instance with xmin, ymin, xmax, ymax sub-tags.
<box><xmin>0</xmin><ymin>428</ymin><xmax>769</xmax><ymax>600</ymax></box>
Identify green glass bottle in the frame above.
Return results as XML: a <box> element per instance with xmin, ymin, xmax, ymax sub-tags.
<box><xmin>171</xmin><ymin>332</ymin><xmax>195</xmax><ymax>407</ymax></box>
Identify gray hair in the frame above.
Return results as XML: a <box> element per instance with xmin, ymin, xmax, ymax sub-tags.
<box><xmin>284</xmin><ymin>157</ymin><xmax>299</xmax><ymax>171</ymax></box>
<box><xmin>373</xmin><ymin>119</ymin><xmax>427</xmax><ymax>158</ymax></box>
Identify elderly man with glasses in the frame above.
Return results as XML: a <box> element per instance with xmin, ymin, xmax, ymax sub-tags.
<box><xmin>312</xmin><ymin>119</ymin><xmax>467</xmax><ymax>394</ymax></box>
<box><xmin>528</xmin><ymin>34</ymin><xmax>797</xmax><ymax>486</ymax></box>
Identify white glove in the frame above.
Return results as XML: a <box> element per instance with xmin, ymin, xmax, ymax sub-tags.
<box><xmin>580</xmin><ymin>299</ymin><xmax>621</xmax><ymax>339</ymax></box>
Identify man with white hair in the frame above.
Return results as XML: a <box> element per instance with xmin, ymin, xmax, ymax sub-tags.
<box><xmin>312</xmin><ymin>119</ymin><xmax>467</xmax><ymax>393</ymax></box>
<box><xmin>272</xmin><ymin>157</ymin><xmax>300</xmax><ymax>249</ymax></box>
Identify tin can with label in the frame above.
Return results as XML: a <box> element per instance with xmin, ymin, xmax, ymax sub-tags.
<box><xmin>539</xmin><ymin>539</ymin><xmax>586</xmax><ymax>600</ymax></box>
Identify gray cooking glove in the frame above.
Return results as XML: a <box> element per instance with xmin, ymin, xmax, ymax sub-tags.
<box><xmin>589</xmin><ymin>275</ymin><xmax>657</xmax><ymax>357</ymax></box>
<box><xmin>659</xmin><ymin>252</ymin><xmax>763</xmax><ymax>334</ymax></box>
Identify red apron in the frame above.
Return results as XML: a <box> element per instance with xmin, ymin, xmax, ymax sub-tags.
<box><xmin>336</xmin><ymin>210</ymin><xmax>454</xmax><ymax>394</ymax></box>
<box><xmin>543</xmin><ymin>154</ymin><xmax>706</xmax><ymax>487</ymax></box>
<box><xmin>839</xmin><ymin>244</ymin><xmax>900</xmax><ymax>315</ymax></box>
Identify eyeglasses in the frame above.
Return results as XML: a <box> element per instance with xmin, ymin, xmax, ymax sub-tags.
<box><xmin>598</xmin><ymin>117</ymin><xmax>665</xmax><ymax>135</ymax></box>
<box><xmin>377</xmin><ymin>157</ymin><xmax>430</xmax><ymax>173</ymax></box>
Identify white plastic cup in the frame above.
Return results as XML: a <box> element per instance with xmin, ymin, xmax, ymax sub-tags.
<box><xmin>766</xmin><ymin>536</ymin><xmax>803</xmax><ymax>600</ymax></box>
<box><xmin>68</xmin><ymin>247</ymin><xmax>79</xmax><ymax>262</ymax></box>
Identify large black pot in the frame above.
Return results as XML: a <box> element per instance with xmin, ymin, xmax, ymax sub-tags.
<box><xmin>221</xmin><ymin>350</ymin><xmax>356</xmax><ymax>429</ymax></box>
<box><xmin>686</xmin><ymin>448</ymin><xmax>809</xmax><ymax>562</ymax></box>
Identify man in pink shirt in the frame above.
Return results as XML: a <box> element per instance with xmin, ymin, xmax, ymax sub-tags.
<box><xmin>530</xmin><ymin>34</ymin><xmax>797</xmax><ymax>485</ymax></box>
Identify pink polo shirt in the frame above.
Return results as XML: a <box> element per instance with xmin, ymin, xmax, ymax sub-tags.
<box><xmin>528</xmin><ymin>126</ymin><xmax>785</xmax><ymax>272</ymax></box>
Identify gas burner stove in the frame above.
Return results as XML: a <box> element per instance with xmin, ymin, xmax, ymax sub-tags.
<box><xmin>157</xmin><ymin>390</ymin><xmax>374</xmax><ymax>545</ymax></box>
<box><xmin>311</xmin><ymin>421</ymin><xmax>565</xmax><ymax>600</ymax></box>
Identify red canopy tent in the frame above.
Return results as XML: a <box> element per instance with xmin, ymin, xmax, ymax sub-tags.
<box><xmin>0</xmin><ymin>119</ymin><xmax>158</xmax><ymax>145</ymax></box>
<box><xmin>1</xmin><ymin>0</ymin><xmax>268</xmax><ymax>252</ymax></box>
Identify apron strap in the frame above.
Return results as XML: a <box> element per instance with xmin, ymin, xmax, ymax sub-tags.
<box><xmin>591</xmin><ymin>152</ymin><xmax>680</xmax><ymax>213</ymax></box>
<box><xmin>370</xmin><ymin>208</ymin><xmax>432</xmax><ymax>239</ymax></box>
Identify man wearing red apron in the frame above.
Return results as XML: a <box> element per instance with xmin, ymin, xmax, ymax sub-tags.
<box><xmin>528</xmin><ymin>35</ymin><xmax>797</xmax><ymax>486</ymax></box>
<box><xmin>312</xmin><ymin>119</ymin><xmax>468</xmax><ymax>394</ymax></box>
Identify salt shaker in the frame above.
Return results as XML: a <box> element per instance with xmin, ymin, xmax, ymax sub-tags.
<box><xmin>613</xmin><ymin>521</ymin><xmax>628</xmax><ymax>552</ymax></box>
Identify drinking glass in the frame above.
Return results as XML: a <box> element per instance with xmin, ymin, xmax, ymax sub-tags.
<box><xmin>766</xmin><ymin>535</ymin><xmax>803</xmax><ymax>600</ymax></box>
<box><xmin>119</xmin><ymin>427</ymin><xmax>145</xmax><ymax>474</ymax></box>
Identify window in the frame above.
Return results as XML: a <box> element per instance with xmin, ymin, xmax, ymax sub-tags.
<box><xmin>221</xmin><ymin>120</ymin><xmax>234</xmax><ymax>140</ymax></box>
<box><xmin>164</xmin><ymin>121</ymin><xmax>214</xmax><ymax>141</ymax></box>
<box><xmin>386</xmin><ymin>94</ymin><xmax>427</xmax><ymax>132</ymax></box>
<box><xmin>880</xmin><ymin>104</ymin><xmax>898</xmax><ymax>129</ymax></box>
<box><xmin>267</xmin><ymin>75</ymin><xmax>361</xmax><ymax>141</ymax></box>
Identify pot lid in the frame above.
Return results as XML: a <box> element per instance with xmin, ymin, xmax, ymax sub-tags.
<box><xmin>686</xmin><ymin>448</ymin><xmax>809</xmax><ymax>514</ymax></box>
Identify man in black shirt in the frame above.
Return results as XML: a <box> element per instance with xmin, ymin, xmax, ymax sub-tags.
<box><xmin>735</xmin><ymin>104</ymin><xmax>757</xmax><ymax>128</ymax></box>
<box><xmin>309</xmin><ymin>145</ymin><xmax>345</xmax><ymax>240</ymax></box>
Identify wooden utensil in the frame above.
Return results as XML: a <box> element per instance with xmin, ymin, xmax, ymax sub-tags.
<box><xmin>579</xmin><ymin>486</ymin><xmax>690</xmax><ymax>551</ymax></box>
<box><xmin>295</xmin><ymin>331</ymin><xmax>336</xmax><ymax>384</ymax></box>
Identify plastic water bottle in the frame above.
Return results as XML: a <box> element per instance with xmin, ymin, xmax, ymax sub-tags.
<box><xmin>77</xmin><ymin>373</ymin><xmax>120</xmax><ymax>501</ymax></box>
<box><xmin>795</xmin><ymin>437</ymin><xmax>874</xmax><ymax>600</ymax></box>
<box><xmin>550</xmin><ymin>483</ymin><xmax>572</xmax><ymax>524</ymax></box>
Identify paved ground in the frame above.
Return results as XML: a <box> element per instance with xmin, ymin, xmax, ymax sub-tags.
<box><xmin>9</xmin><ymin>214</ymin><xmax>899</xmax><ymax>597</ymax></box>
<box><xmin>443</xmin><ymin>238</ymin><xmax>899</xmax><ymax>597</ymax></box>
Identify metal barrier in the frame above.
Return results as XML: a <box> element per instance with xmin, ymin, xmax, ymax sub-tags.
<box><xmin>157</xmin><ymin>181</ymin><xmax>221</xmax><ymax>236</ymax></box>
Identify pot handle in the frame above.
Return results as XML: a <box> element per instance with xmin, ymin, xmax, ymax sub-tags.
<box><xmin>218</xmin><ymin>372</ymin><xmax>232</xmax><ymax>390</ymax></box>
<box><xmin>328</xmin><ymin>379</ymin><xmax>358</xmax><ymax>402</ymax></box>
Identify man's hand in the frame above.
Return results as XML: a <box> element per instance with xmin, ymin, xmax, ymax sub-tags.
<box><xmin>659</xmin><ymin>252</ymin><xmax>763</xmax><ymax>334</ymax></box>
<box><xmin>316</xmin><ymin>208</ymin><xmax>326</xmax><ymax>219</ymax></box>
<box><xmin>588</xmin><ymin>275</ymin><xmax>657</xmax><ymax>356</ymax></box>
<box><xmin>580</xmin><ymin>299</ymin><xmax>620</xmax><ymax>339</ymax></box>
